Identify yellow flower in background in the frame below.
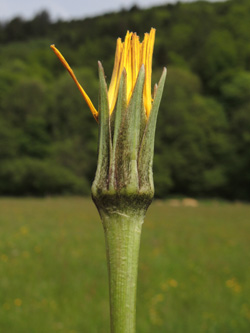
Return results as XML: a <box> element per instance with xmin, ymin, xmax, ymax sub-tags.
<box><xmin>50</xmin><ymin>28</ymin><xmax>156</xmax><ymax>121</ymax></box>
<box><xmin>20</xmin><ymin>226</ymin><xmax>29</xmax><ymax>235</ymax></box>
<box><xmin>14</xmin><ymin>298</ymin><xmax>22</xmax><ymax>307</ymax></box>
<box><xmin>168</xmin><ymin>278</ymin><xmax>178</xmax><ymax>287</ymax></box>
<box><xmin>1</xmin><ymin>254</ymin><xmax>8</xmax><ymax>262</ymax></box>
<box><xmin>226</xmin><ymin>278</ymin><xmax>242</xmax><ymax>293</ymax></box>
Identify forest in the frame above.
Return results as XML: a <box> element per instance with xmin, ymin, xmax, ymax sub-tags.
<box><xmin>0</xmin><ymin>0</ymin><xmax>250</xmax><ymax>199</ymax></box>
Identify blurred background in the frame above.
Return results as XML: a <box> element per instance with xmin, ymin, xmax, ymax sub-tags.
<box><xmin>0</xmin><ymin>0</ymin><xmax>249</xmax><ymax>332</ymax></box>
<box><xmin>0</xmin><ymin>0</ymin><xmax>250</xmax><ymax>199</ymax></box>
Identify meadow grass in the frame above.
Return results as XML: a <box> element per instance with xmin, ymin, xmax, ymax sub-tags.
<box><xmin>0</xmin><ymin>197</ymin><xmax>249</xmax><ymax>332</ymax></box>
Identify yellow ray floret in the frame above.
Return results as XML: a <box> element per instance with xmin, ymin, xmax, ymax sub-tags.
<box><xmin>50</xmin><ymin>44</ymin><xmax>98</xmax><ymax>121</ymax></box>
<box><xmin>50</xmin><ymin>28</ymin><xmax>156</xmax><ymax>120</ymax></box>
<box><xmin>108</xmin><ymin>28</ymin><xmax>155</xmax><ymax>117</ymax></box>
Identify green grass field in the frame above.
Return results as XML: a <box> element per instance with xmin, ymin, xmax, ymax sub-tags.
<box><xmin>0</xmin><ymin>198</ymin><xmax>249</xmax><ymax>332</ymax></box>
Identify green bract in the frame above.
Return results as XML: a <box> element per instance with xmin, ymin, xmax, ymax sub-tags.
<box><xmin>92</xmin><ymin>62</ymin><xmax>166</xmax><ymax>216</ymax></box>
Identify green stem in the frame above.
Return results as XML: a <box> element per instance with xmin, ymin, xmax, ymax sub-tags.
<box><xmin>101</xmin><ymin>211</ymin><xmax>143</xmax><ymax>333</ymax></box>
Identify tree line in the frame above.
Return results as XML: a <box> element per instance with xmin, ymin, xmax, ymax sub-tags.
<box><xmin>0</xmin><ymin>0</ymin><xmax>250</xmax><ymax>199</ymax></box>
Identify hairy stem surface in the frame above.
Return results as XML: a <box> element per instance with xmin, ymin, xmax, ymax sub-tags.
<box><xmin>102</xmin><ymin>211</ymin><xmax>143</xmax><ymax>333</ymax></box>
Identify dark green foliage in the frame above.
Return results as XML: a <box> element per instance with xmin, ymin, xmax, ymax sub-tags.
<box><xmin>155</xmin><ymin>67</ymin><xmax>233</xmax><ymax>197</ymax></box>
<box><xmin>0</xmin><ymin>0</ymin><xmax>250</xmax><ymax>198</ymax></box>
<box><xmin>0</xmin><ymin>158</ymin><xmax>89</xmax><ymax>196</ymax></box>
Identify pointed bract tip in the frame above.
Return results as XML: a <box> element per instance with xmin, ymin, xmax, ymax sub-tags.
<box><xmin>122</xmin><ymin>68</ymin><xmax>127</xmax><ymax>76</ymax></box>
<box><xmin>140</xmin><ymin>63</ymin><xmax>145</xmax><ymax>71</ymax></box>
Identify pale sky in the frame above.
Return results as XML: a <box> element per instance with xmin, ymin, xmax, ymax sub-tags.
<box><xmin>0</xmin><ymin>0</ymin><xmax>220</xmax><ymax>22</ymax></box>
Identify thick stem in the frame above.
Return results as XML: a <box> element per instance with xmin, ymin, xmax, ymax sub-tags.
<box><xmin>101</xmin><ymin>211</ymin><xmax>143</xmax><ymax>333</ymax></box>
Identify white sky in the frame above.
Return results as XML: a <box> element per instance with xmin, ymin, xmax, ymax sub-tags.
<box><xmin>0</xmin><ymin>0</ymin><xmax>220</xmax><ymax>22</ymax></box>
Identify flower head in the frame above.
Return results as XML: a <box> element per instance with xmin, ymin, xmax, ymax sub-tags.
<box><xmin>51</xmin><ymin>29</ymin><xmax>166</xmax><ymax>207</ymax></box>
<box><xmin>51</xmin><ymin>28</ymin><xmax>156</xmax><ymax>121</ymax></box>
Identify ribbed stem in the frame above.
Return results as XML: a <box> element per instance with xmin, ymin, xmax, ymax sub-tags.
<box><xmin>102</xmin><ymin>211</ymin><xmax>143</xmax><ymax>333</ymax></box>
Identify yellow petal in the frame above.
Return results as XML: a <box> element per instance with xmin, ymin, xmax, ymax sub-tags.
<box><xmin>143</xmin><ymin>28</ymin><xmax>155</xmax><ymax>117</ymax></box>
<box><xmin>50</xmin><ymin>44</ymin><xmax>98</xmax><ymax>122</ymax></box>
<box><xmin>108</xmin><ymin>38</ymin><xmax>123</xmax><ymax>114</ymax></box>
